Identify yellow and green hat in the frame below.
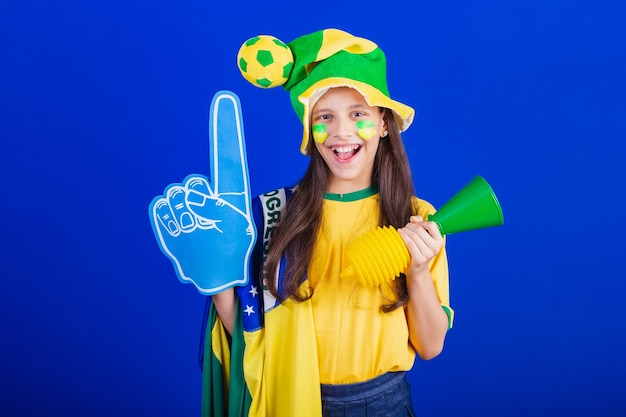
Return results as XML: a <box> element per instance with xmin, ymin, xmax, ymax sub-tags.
<box><xmin>237</xmin><ymin>28</ymin><xmax>415</xmax><ymax>155</ymax></box>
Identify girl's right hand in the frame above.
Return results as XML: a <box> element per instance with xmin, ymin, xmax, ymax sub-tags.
<box><xmin>397</xmin><ymin>216</ymin><xmax>444</xmax><ymax>277</ymax></box>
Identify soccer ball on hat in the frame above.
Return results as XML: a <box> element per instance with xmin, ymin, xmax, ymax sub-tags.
<box><xmin>237</xmin><ymin>35</ymin><xmax>294</xmax><ymax>89</ymax></box>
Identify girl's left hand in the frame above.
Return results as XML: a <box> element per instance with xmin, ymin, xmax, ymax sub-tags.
<box><xmin>397</xmin><ymin>216</ymin><xmax>444</xmax><ymax>275</ymax></box>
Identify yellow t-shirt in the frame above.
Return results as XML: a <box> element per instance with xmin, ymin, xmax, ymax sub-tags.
<box><xmin>308</xmin><ymin>187</ymin><xmax>452</xmax><ymax>384</ymax></box>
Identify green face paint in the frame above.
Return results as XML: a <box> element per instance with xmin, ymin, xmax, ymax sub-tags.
<box><xmin>312</xmin><ymin>124</ymin><xmax>328</xmax><ymax>143</ymax></box>
<box><xmin>356</xmin><ymin>120</ymin><xmax>377</xmax><ymax>140</ymax></box>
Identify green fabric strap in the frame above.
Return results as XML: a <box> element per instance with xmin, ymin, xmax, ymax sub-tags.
<box><xmin>201</xmin><ymin>299</ymin><xmax>251</xmax><ymax>417</ymax></box>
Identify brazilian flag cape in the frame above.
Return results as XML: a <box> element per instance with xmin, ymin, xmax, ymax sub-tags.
<box><xmin>199</xmin><ymin>187</ymin><xmax>323</xmax><ymax>417</ymax></box>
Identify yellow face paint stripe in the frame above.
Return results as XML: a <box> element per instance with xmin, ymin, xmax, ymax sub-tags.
<box><xmin>312</xmin><ymin>124</ymin><xmax>329</xmax><ymax>143</ymax></box>
<box><xmin>356</xmin><ymin>120</ymin><xmax>377</xmax><ymax>140</ymax></box>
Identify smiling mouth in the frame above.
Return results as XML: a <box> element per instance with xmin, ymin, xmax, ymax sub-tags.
<box><xmin>331</xmin><ymin>144</ymin><xmax>361</xmax><ymax>161</ymax></box>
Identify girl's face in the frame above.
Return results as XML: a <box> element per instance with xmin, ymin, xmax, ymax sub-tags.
<box><xmin>311</xmin><ymin>87</ymin><xmax>386</xmax><ymax>194</ymax></box>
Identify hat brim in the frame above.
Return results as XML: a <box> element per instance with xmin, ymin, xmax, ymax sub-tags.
<box><xmin>298</xmin><ymin>77</ymin><xmax>415</xmax><ymax>155</ymax></box>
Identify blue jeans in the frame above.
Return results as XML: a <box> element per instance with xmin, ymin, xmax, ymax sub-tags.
<box><xmin>321</xmin><ymin>372</ymin><xmax>417</xmax><ymax>417</ymax></box>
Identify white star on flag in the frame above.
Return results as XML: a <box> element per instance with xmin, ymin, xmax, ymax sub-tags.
<box><xmin>244</xmin><ymin>305</ymin><xmax>255</xmax><ymax>316</ymax></box>
<box><xmin>249</xmin><ymin>285</ymin><xmax>258</xmax><ymax>297</ymax></box>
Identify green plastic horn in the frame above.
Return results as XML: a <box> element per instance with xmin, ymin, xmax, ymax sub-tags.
<box><xmin>428</xmin><ymin>175</ymin><xmax>504</xmax><ymax>235</ymax></box>
<box><xmin>341</xmin><ymin>176</ymin><xmax>504</xmax><ymax>286</ymax></box>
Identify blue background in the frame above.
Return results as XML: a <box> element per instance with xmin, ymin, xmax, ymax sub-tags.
<box><xmin>2</xmin><ymin>1</ymin><xmax>625</xmax><ymax>416</ymax></box>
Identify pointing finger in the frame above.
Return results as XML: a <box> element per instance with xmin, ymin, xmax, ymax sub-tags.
<box><xmin>209</xmin><ymin>91</ymin><xmax>252</xmax><ymax>214</ymax></box>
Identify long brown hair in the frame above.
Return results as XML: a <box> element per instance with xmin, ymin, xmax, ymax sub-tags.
<box><xmin>263</xmin><ymin>109</ymin><xmax>416</xmax><ymax>311</ymax></box>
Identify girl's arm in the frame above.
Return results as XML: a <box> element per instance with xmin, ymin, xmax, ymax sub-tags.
<box><xmin>212</xmin><ymin>288</ymin><xmax>236</xmax><ymax>336</ymax></box>
<box><xmin>398</xmin><ymin>216</ymin><xmax>450</xmax><ymax>360</ymax></box>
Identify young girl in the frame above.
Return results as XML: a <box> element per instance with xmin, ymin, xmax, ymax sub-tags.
<box><xmin>204</xmin><ymin>28</ymin><xmax>453</xmax><ymax>417</ymax></box>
